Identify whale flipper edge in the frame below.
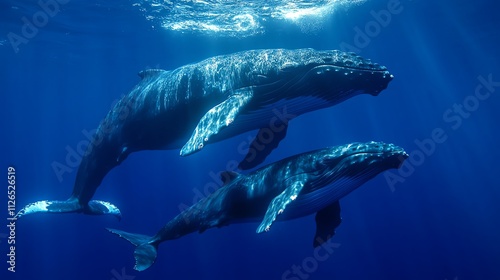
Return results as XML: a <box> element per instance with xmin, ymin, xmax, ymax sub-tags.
<box><xmin>180</xmin><ymin>89</ymin><xmax>253</xmax><ymax>156</ymax></box>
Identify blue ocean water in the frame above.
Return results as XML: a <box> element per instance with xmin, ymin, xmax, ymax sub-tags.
<box><xmin>1</xmin><ymin>0</ymin><xmax>499</xmax><ymax>279</ymax></box>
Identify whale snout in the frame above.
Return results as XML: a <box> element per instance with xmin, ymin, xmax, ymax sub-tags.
<box><xmin>358</xmin><ymin>142</ymin><xmax>408</xmax><ymax>160</ymax></box>
<box><xmin>310</xmin><ymin>51</ymin><xmax>394</xmax><ymax>96</ymax></box>
<box><xmin>385</xmin><ymin>145</ymin><xmax>409</xmax><ymax>169</ymax></box>
<box><xmin>318</xmin><ymin>50</ymin><xmax>389</xmax><ymax>72</ymax></box>
<box><xmin>324</xmin><ymin>142</ymin><xmax>408</xmax><ymax>170</ymax></box>
<box><xmin>322</xmin><ymin>141</ymin><xmax>408</xmax><ymax>168</ymax></box>
<box><xmin>339</xmin><ymin>141</ymin><xmax>403</xmax><ymax>155</ymax></box>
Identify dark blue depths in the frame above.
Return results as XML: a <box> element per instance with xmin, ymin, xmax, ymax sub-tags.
<box><xmin>1</xmin><ymin>0</ymin><xmax>499</xmax><ymax>279</ymax></box>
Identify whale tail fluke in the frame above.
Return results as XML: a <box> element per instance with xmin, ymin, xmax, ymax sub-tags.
<box><xmin>107</xmin><ymin>228</ymin><xmax>158</xmax><ymax>271</ymax></box>
<box><xmin>16</xmin><ymin>198</ymin><xmax>121</xmax><ymax>220</ymax></box>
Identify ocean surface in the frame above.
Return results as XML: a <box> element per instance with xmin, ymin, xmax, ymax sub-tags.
<box><xmin>1</xmin><ymin>0</ymin><xmax>499</xmax><ymax>279</ymax></box>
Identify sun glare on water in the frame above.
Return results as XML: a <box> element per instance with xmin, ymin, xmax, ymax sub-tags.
<box><xmin>134</xmin><ymin>0</ymin><xmax>366</xmax><ymax>37</ymax></box>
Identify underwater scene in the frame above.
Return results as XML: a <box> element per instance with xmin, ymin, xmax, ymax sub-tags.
<box><xmin>1</xmin><ymin>0</ymin><xmax>499</xmax><ymax>279</ymax></box>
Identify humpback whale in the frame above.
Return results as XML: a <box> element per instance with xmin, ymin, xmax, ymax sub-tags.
<box><xmin>18</xmin><ymin>49</ymin><xmax>393</xmax><ymax>219</ymax></box>
<box><xmin>108</xmin><ymin>141</ymin><xmax>408</xmax><ymax>271</ymax></box>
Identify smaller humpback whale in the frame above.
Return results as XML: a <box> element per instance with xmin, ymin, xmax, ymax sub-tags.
<box><xmin>18</xmin><ymin>49</ymin><xmax>393</xmax><ymax>219</ymax></box>
<box><xmin>108</xmin><ymin>141</ymin><xmax>408</xmax><ymax>271</ymax></box>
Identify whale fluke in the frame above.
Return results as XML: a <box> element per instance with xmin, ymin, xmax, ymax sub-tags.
<box><xmin>16</xmin><ymin>198</ymin><xmax>121</xmax><ymax>219</ymax></box>
<box><xmin>107</xmin><ymin>228</ymin><xmax>158</xmax><ymax>271</ymax></box>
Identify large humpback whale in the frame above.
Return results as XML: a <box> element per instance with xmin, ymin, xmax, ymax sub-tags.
<box><xmin>18</xmin><ymin>49</ymin><xmax>393</xmax><ymax>219</ymax></box>
<box><xmin>108</xmin><ymin>141</ymin><xmax>408</xmax><ymax>271</ymax></box>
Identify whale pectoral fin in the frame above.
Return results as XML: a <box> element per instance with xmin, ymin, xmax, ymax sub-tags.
<box><xmin>313</xmin><ymin>201</ymin><xmax>342</xmax><ymax>247</ymax></box>
<box><xmin>180</xmin><ymin>89</ymin><xmax>253</xmax><ymax>156</ymax></box>
<box><xmin>238</xmin><ymin>125</ymin><xmax>288</xmax><ymax>170</ymax></box>
<box><xmin>256</xmin><ymin>176</ymin><xmax>307</xmax><ymax>233</ymax></box>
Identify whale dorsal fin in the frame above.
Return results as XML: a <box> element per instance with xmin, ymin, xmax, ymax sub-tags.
<box><xmin>138</xmin><ymin>69</ymin><xmax>166</xmax><ymax>80</ymax></box>
<box><xmin>256</xmin><ymin>174</ymin><xmax>308</xmax><ymax>233</ymax></box>
<box><xmin>220</xmin><ymin>171</ymin><xmax>240</xmax><ymax>185</ymax></box>
<box><xmin>313</xmin><ymin>201</ymin><xmax>342</xmax><ymax>247</ymax></box>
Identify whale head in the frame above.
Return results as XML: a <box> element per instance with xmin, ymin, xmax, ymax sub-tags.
<box><xmin>319</xmin><ymin>141</ymin><xmax>408</xmax><ymax>173</ymax></box>
<box><xmin>249</xmin><ymin>49</ymin><xmax>393</xmax><ymax>101</ymax></box>
<box><xmin>290</xmin><ymin>142</ymin><xmax>407</xmax><ymax>214</ymax></box>
<box><xmin>271</xmin><ymin>141</ymin><xmax>407</xmax><ymax>220</ymax></box>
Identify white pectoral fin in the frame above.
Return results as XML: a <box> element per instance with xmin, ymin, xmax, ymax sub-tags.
<box><xmin>256</xmin><ymin>176</ymin><xmax>307</xmax><ymax>233</ymax></box>
<box><xmin>180</xmin><ymin>89</ymin><xmax>253</xmax><ymax>156</ymax></box>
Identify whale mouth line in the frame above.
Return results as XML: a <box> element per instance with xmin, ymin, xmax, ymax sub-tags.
<box><xmin>279</xmin><ymin>63</ymin><xmax>389</xmax><ymax>74</ymax></box>
<box><xmin>324</xmin><ymin>148</ymin><xmax>407</xmax><ymax>166</ymax></box>
<box><xmin>346</xmin><ymin>150</ymin><xmax>407</xmax><ymax>157</ymax></box>
<box><xmin>276</xmin><ymin>64</ymin><xmax>391</xmax><ymax>89</ymax></box>
<box><xmin>311</xmin><ymin>64</ymin><xmax>389</xmax><ymax>73</ymax></box>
